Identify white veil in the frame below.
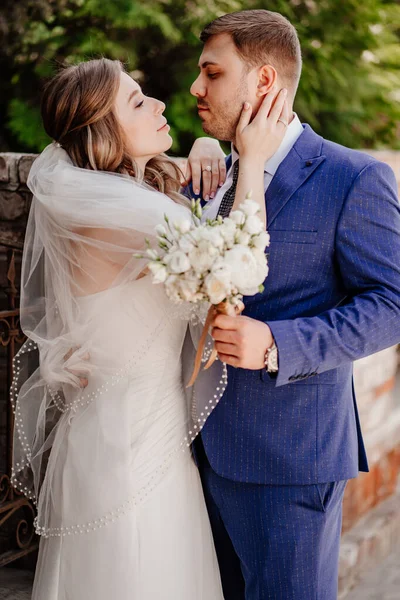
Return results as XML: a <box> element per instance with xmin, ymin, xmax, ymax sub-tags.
<box><xmin>11</xmin><ymin>143</ymin><xmax>227</xmax><ymax>538</ymax></box>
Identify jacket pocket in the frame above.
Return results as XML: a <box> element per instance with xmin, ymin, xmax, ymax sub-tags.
<box><xmin>269</xmin><ymin>230</ymin><xmax>318</xmax><ymax>244</ymax></box>
<box><xmin>315</xmin><ymin>481</ymin><xmax>347</xmax><ymax>513</ymax></box>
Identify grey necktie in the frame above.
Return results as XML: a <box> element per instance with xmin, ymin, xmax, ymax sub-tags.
<box><xmin>217</xmin><ymin>160</ymin><xmax>239</xmax><ymax>218</ymax></box>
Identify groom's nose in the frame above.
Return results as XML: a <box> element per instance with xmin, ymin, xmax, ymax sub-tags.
<box><xmin>190</xmin><ymin>75</ymin><xmax>205</xmax><ymax>98</ymax></box>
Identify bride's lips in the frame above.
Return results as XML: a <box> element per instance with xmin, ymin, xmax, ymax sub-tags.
<box><xmin>157</xmin><ymin>121</ymin><xmax>170</xmax><ymax>132</ymax></box>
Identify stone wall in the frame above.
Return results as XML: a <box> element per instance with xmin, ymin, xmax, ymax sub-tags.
<box><xmin>0</xmin><ymin>150</ymin><xmax>399</xmax><ymax>588</ymax></box>
<box><xmin>0</xmin><ymin>153</ymin><xmax>36</xmax><ymax>473</ymax></box>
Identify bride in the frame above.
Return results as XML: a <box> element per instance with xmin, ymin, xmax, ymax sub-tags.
<box><xmin>11</xmin><ymin>58</ymin><xmax>287</xmax><ymax>599</ymax></box>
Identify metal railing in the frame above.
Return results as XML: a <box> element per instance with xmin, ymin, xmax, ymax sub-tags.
<box><xmin>0</xmin><ymin>238</ymin><xmax>38</xmax><ymax>567</ymax></box>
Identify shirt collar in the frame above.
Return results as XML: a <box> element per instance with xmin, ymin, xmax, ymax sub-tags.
<box><xmin>231</xmin><ymin>113</ymin><xmax>303</xmax><ymax>177</ymax></box>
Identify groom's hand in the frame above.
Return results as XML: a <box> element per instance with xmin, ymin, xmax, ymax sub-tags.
<box><xmin>211</xmin><ymin>314</ymin><xmax>273</xmax><ymax>369</ymax></box>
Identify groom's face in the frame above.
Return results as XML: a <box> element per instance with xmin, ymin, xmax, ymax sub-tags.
<box><xmin>191</xmin><ymin>33</ymin><xmax>259</xmax><ymax>142</ymax></box>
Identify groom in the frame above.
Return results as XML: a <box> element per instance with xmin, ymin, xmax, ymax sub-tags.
<box><xmin>189</xmin><ymin>9</ymin><xmax>400</xmax><ymax>600</ymax></box>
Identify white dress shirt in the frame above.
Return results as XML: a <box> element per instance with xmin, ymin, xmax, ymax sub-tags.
<box><xmin>202</xmin><ymin>114</ymin><xmax>304</xmax><ymax>221</ymax></box>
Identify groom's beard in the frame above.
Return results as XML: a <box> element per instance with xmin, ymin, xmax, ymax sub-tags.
<box><xmin>199</xmin><ymin>79</ymin><xmax>248</xmax><ymax>143</ymax></box>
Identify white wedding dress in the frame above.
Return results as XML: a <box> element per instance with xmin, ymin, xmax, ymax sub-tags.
<box><xmin>31</xmin><ymin>277</ymin><xmax>224</xmax><ymax>600</ymax></box>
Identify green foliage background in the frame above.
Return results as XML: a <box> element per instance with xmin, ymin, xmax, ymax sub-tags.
<box><xmin>0</xmin><ymin>0</ymin><xmax>399</xmax><ymax>156</ymax></box>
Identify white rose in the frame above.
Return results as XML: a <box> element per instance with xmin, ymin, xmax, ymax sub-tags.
<box><xmin>178</xmin><ymin>276</ymin><xmax>199</xmax><ymax>302</ymax></box>
<box><xmin>165</xmin><ymin>250</ymin><xmax>191</xmax><ymax>274</ymax></box>
<box><xmin>252</xmin><ymin>231</ymin><xmax>271</xmax><ymax>249</ymax></box>
<box><xmin>148</xmin><ymin>261</ymin><xmax>168</xmax><ymax>284</ymax></box>
<box><xmin>201</xmin><ymin>227</ymin><xmax>225</xmax><ymax>249</ymax></box>
<box><xmin>218</xmin><ymin>218</ymin><xmax>237</xmax><ymax>247</ymax></box>
<box><xmin>229</xmin><ymin>210</ymin><xmax>246</xmax><ymax>226</ymax></box>
<box><xmin>251</xmin><ymin>247</ymin><xmax>269</xmax><ymax>267</ymax></box>
<box><xmin>240</xmin><ymin>199</ymin><xmax>260</xmax><ymax>216</ymax></box>
<box><xmin>243</xmin><ymin>215</ymin><xmax>264</xmax><ymax>235</ymax></box>
<box><xmin>164</xmin><ymin>275</ymin><xmax>181</xmax><ymax>302</ymax></box>
<box><xmin>173</xmin><ymin>218</ymin><xmax>192</xmax><ymax>234</ymax></box>
<box><xmin>178</xmin><ymin>235</ymin><xmax>195</xmax><ymax>253</ymax></box>
<box><xmin>204</xmin><ymin>268</ymin><xmax>232</xmax><ymax>305</ymax></box>
<box><xmin>223</xmin><ymin>246</ymin><xmax>268</xmax><ymax>296</ymax></box>
<box><xmin>236</xmin><ymin>230</ymin><xmax>251</xmax><ymax>246</ymax></box>
<box><xmin>188</xmin><ymin>241</ymin><xmax>219</xmax><ymax>274</ymax></box>
<box><xmin>189</xmin><ymin>225</ymin><xmax>206</xmax><ymax>243</ymax></box>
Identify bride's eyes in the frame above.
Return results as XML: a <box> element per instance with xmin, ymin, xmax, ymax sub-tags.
<box><xmin>135</xmin><ymin>100</ymin><xmax>145</xmax><ymax>108</ymax></box>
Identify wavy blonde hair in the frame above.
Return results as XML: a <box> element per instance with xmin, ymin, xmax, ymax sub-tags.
<box><xmin>41</xmin><ymin>58</ymin><xmax>185</xmax><ymax>202</ymax></box>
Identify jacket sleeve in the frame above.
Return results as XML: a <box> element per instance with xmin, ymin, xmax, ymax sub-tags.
<box><xmin>267</xmin><ymin>160</ymin><xmax>400</xmax><ymax>387</ymax></box>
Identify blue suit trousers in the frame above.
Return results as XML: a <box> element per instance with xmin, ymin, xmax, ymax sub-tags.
<box><xmin>197</xmin><ymin>438</ymin><xmax>347</xmax><ymax>600</ymax></box>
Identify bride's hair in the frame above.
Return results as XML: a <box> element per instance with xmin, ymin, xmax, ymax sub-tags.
<box><xmin>41</xmin><ymin>58</ymin><xmax>185</xmax><ymax>201</ymax></box>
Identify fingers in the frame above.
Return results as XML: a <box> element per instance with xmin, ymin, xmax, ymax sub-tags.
<box><xmin>209</xmin><ymin>159</ymin><xmax>220</xmax><ymax>199</ymax></box>
<box><xmin>212</xmin><ymin>314</ymin><xmax>238</xmax><ymax>330</ymax></box>
<box><xmin>218</xmin><ymin>158</ymin><xmax>227</xmax><ymax>187</ymax></box>
<box><xmin>268</xmin><ymin>89</ymin><xmax>288</xmax><ymax>123</ymax></box>
<box><xmin>206</xmin><ymin>158</ymin><xmax>226</xmax><ymax>199</ymax></box>
<box><xmin>236</xmin><ymin>101</ymin><xmax>252</xmax><ymax>135</ymax></box>
<box><xmin>217</xmin><ymin>353</ymin><xmax>239</xmax><ymax>367</ymax></box>
<box><xmin>214</xmin><ymin>341</ymin><xmax>238</xmax><ymax>357</ymax></box>
<box><xmin>211</xmin><ymin>327</ymin><xmax>237</xmax><ymax>344</ymax></box>
<box><xmin>183</xmin><ymin>161</ymin><xmax>192</xmax><ymax>186</ymax></box>
<box><xmin>201</xmin><ymin>167</ymin><xmax>212</xmax><ymax>201</ymax></box>
<box><xmin>63</xmin><ymin>346</ymin><xmax>79</xmax><ymax>362</ymax></box>
<box><xmin>63</xmin><ymin>347</ymin><xmax>90</xmax><ymax>363</ymax></box>
<box><xmin>79</xmin><ymin>378</ymin><xmax>88</xmax><ymax>389</ymax></box>
<box><xmin>280</xmin><ymin>98</ymin><xmax>290</xmax><ymax>126</ymax></box>
<box><xmin>189</xmin><ymin>160</ymin><xmax>201</xmax><ymax>196</ymax></box>
<box><xmin>253</xmin><ymin>91</ymin><xmax>277</xmax><ymax>123</ymax></box>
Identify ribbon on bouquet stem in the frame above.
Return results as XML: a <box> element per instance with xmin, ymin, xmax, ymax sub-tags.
<box><xmin>187</xmin><ymin>299</ymin><xmax>245</xmax><ymax>388</ymax></box>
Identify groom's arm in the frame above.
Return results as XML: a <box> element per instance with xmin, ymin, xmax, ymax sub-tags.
<box><xmin>267</xmin><ymin>160</ymin><xmax>400</xmax><ymax>387</ymax></box>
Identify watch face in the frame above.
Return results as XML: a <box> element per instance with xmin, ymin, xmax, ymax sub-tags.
<box><xmin>265</xmin><ymin>344</ymin><xmax>278</xmax><ymax>372</ymax></box>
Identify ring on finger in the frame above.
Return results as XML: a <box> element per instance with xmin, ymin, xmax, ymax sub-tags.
<box><xmin>278</xmin><ymin>119</ymin><xmax>288</xmax><ymax>127</ymax></box>
<box><xmin>202</xmin><ymin>165</ymin><xmax>212</xmax><ymax>173</ymax></box>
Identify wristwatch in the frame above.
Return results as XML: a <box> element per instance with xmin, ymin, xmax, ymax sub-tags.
<box><xmin>264</xmin><ymin>342</ymin><xmax>278</xmax><ymax>373</ymax></box>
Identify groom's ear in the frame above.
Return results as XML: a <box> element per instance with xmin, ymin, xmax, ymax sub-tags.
<box><xmin>256</xmin><ymin>65</ymin><xmax>278</xmax><ymax>97</ymax></box>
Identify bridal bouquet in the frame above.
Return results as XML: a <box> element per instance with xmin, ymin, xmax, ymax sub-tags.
<box><xmin>140</xmin><ymin>196</ymin><xmax>270</xmax><ymax>385</ymax></box>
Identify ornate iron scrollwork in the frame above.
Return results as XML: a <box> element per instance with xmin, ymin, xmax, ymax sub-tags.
<box><xmin>0</xmin><ymin>242</ymin><xmax>38</xmax><ymax>567</ymax></box>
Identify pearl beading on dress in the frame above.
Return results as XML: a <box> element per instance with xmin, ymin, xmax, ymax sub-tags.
<box><xmin>9</xmin><ymin>335</ymin><xmax>228</xmax><ymax>538</ymax></box>
<box><xmin>10</xmin><ymin>339</ymin><xmax>37</xmax><ymax>502</ymax></box>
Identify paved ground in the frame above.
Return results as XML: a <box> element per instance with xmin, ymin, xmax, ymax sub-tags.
<box><xmin>345</xmin><ymin>544</ymin><xmax>400</xmax><ymax>600</ymax></box>
<box><xmin>0</xmin><ymin>545</ymin><xmax>399</xmax><ymax>599</ymax></box>
<box><xmin>0</xmin><ymin>567</ymin><xmax>33</xmax><ymax>600</ymax></box>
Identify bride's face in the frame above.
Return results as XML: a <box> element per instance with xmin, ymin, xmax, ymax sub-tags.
<box><xmin>114</xmin><ymin>72</ymin><xmax>172</xmax><ymax>170</ymax></box>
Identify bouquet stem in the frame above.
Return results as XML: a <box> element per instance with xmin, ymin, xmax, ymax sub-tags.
<box><xmin>187</xmin><ymin>299</ymin><xmax>244</xmax><ymax>388</ymax></box>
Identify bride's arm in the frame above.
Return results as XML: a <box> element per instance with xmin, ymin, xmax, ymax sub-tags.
<box><xmin>70</xmin><ymin>227</ymin><xmax>151</xmax><ymax>295</ymax></box>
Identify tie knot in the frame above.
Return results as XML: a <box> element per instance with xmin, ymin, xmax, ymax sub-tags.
<box><xmin>217</xmin><ymin>159</ymin><xmax>240</xmax><ymax>219</ymax></box>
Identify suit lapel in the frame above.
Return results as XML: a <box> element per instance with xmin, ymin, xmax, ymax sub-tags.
<box><xmin>266</xmin><ymin>125</ymin><xmax>326</xmax><ymax>228</ymax></box>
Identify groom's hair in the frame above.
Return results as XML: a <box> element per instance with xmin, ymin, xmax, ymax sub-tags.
<box><xmin>200</xmin><ymin>10</ymin><xmax>302</xmax><ymax>93</ymax></box>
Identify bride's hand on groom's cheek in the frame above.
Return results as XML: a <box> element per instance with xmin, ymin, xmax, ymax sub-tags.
<box><xmin>211</xmin><ymin>315</ymin><xmax>273</xmax><ymax>370</ymax></box>
<box><xmin>184</xmin><ymin>137</ymin><xmax>226</xmax><ymax>201</ymax></box>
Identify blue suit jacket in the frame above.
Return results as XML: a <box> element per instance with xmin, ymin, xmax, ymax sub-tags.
<box><xmin>188</xmin><ymin>124</ymin><xmax>400</xmax><ymax>485</ymax></box>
